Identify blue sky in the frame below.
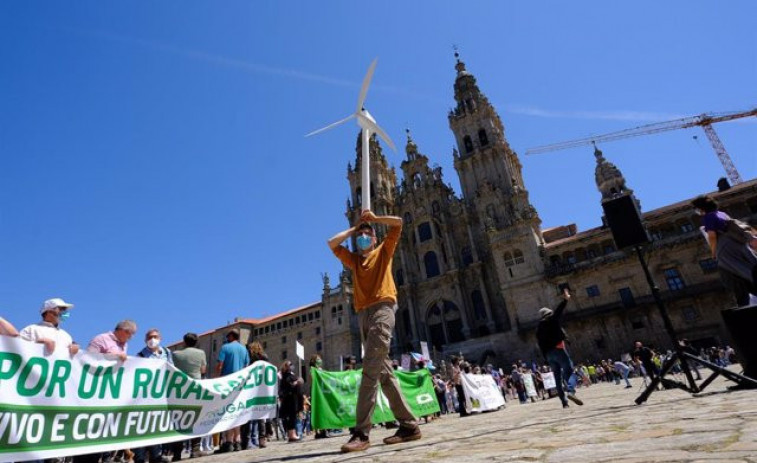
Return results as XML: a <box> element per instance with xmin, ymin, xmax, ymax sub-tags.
<box><xmin>1</xmin><ymin>1</ymin><xmax>755</xmax><ymax>347</ymax></box>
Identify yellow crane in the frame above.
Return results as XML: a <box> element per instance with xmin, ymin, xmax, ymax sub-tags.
<box><xmin>525</xmin><ymin>108</ymin><xmax>757</xmax><ymax>185</ymax></box>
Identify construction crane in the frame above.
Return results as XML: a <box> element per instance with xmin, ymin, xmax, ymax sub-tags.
<box><xmin>525</xmin><ymin>108</ymin><xmax>757</xmax><ymax>185</ymax></box>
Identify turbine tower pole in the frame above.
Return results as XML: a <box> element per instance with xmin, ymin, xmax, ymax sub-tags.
<box><xmin>361</xmin><ymin>126</ymin><xmax>372</xmax><ymax>211</ymax></box>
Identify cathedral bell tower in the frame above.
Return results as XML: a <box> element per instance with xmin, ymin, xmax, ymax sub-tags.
<box><xmin>447</xmin><ymin>52</ymin><xmax>545</xmax><ymax>331</ymax></box>
<box><xmin>447</xmin><ymin>52</ymin><xmax>539</xmax><ymax>234</ymax></box>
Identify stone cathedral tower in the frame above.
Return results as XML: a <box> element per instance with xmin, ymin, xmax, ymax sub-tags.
<box><xmin>447</xmin><ymin>53</ymin><xmax>552</xmax><ymax>330</ymax></box>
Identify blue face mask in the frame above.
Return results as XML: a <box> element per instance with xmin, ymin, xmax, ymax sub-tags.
<box><xmin>59</xmin><ymin>311</ymin><xmax>71</xmax><ymax>322</ymax></box>
<box><xmin>356</xmin><ymin>234</ymin><xmax>373</xmax><ymax>251</ymax></box>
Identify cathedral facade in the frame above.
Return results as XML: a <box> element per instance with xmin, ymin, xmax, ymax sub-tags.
<box><xmin>336</xmin><ymin>55</ymin><xmax>756</xmax><ymax>367</ymax></box>
<box><xmin>173</xmin><ymin>57</ymin><xmax>756</xmax><ymax>373</ymax></box>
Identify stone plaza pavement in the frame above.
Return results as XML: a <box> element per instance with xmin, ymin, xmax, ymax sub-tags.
<box><xmin>200</xmin><ymin>371</ymin><xmax>756</xmax><ymax>463</ymax></box>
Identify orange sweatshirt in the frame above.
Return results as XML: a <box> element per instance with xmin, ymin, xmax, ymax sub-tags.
<box><xmin>332</xmin><ymin>225</ymin><xmax>401</xmax><ymax>311</ymax></box>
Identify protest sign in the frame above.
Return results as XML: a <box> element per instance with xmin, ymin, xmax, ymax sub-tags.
<box><xmin>0</xmin><ymin>336</ymin><xmax>276</xmax><ymax>462</ymax></box>
<box><xmin>310</xmin><ymin>368</ymin><xmax>439</xmax><ymax>429</ymax></box>
<box><xmin>460</xmin><ymin>373</ymin><xmax>505</xmax><ymax>413</ymax></box>
<box><xmin>542</xmin><ymin>371</ymin><xmax>557</xmax><ymax>389</ymax></box>
<box><xmin>523</xmin><ymin>373</ymin><xmax>537</xmax><ymax>397</ymax></box>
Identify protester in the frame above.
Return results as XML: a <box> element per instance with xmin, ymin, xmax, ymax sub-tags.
<box><xmin>328</xmin><ymin>209</ymin><xmax>420</xmax><ymax>452</ymax></box>
<box><xmin>692</xmin><ymin>194</ymin><xmax>757</xmax><ymax>306</ymax></box>
<box><xmin>535</xmin><ymin>288</ymin><xmax>584</xmax><ymax>408</ymax></box>
<box><xmin>247</xmin><ymin>341</ymin><xmax>269</xmax><ymax>449</ymax></box>
<box><xmin>278</xmin><ymin>360</ymin><xmax>304</xmax><ymax>442</ymax></box>
<box><xmin>451</xmin><ymin>356</ymin><xmax>469</xmax><ymax>415</ymax></box>
<box><xmin>19</xmin><ymin>298</ymin><xmax>79</xmax><ymax>355</ymax></box>
<box><xmin>72</xmin><ymin>320</ymin><xmax>136</xmax><ymax>463</ymax></box>
<box><xmin>0</xmin><ymin>316</ymin><xmax>19</xmax><ymax>337</ymax></box>
<box><xmin>216</xmin><ymin>328</ymin><xmax>249</xmax><ymax>452</ymax></box>
<box><xmin>171</xmin><ymin>332</ymin><xmax>208</xmax><ymax>458</ymax></box>
<box><xmin>309</xmin><ymin>354</ymin><xmax>330</xmax><ymax>439</ymax></box>
<box><xmin>135</xmin><ymin>329</ymin><xmax>173</xmax><ymax>463</ymax></box>
<box><xmin>88</xmin><ymin>319</ymin><xmax>137</xmax><ymax>362</ymax></box>
<box><xmin>613</xmin><ymin>360</ymin><xmax>633</xmax><ymax>388</ymax></box>
<box><xmin>633</xmin><ymin>341</ymin><xmax>658</xmax><ymax>382</ymax></box>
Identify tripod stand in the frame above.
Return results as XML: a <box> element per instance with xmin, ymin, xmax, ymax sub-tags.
<box><xmin>633</xmin><ymin>245</ymin><xmax>757</xmax><ymax>405</ymax></box>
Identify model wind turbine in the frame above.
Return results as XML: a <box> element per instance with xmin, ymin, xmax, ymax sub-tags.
<box><xmin>306</xmin><ymin>58</ymin><xmax>396</xmax><ymax>212</ymax></box>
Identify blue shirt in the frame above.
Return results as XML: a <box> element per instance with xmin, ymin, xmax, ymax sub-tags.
<box><xmin>218</xmin><ymin>341</ymin><xmax>249</xmax><ymax>376</ymax></box>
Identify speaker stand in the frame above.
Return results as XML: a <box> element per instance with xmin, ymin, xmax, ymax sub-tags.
<box><xmin>632</xmin><ymin>246</ymin><xmax>757</xmax><ymax>405</ymax></box>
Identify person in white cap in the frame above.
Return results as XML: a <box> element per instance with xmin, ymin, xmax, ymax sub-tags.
<box><xmin>19</xmin><ymin>298</ymin><xmax>79</xmax><ymax>355</ymax></box>
<box><xmin>535</xmin><ymin>288</ymin><xmax>583</xmax><ymax>408</ymax></box>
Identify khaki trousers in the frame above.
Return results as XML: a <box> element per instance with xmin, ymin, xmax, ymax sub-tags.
<box><xmin>355</xmin><ymin>301</ymin><xmax>417</xmax><ymax>435</ymax></box>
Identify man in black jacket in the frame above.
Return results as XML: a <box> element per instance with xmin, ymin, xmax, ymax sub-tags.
<box><xmin>536</xmin><ymin>288</ymin><xmax>584</xmax><ymax>408</ymax></box>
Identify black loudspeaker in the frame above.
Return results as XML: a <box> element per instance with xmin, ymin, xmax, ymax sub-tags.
<box><xmin>602</xmin><ymin>195</ymin><xmax>650</xmax><ymax>249</ymax></box>
<box><xmin>721</xmin><ymin>305</ymin><xmax>757</xmax><ymax>379</ymax></box>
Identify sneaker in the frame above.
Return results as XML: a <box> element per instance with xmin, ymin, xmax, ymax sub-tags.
<box><xmin>233</xmin><ymin>442</ymin><xmax>241</xmax><ymax>452</ymax></box>
<box><xmin>215</xmin><ymin>442</ymin><xmax>232</xmax><ymax>454</ymax></box>
<box><xmin>340</xmin><ymin>432</ymin><xmax>370</xmax><ymax>453</ymax></box>
<box><xmin>383</xmin><ymin>425</ymin><xmax>421</xmax><ymax>445</ymax></box>
<box><xmin>567</xmin><ymin>393</ymin><xmax>584</xmax><ymax>406</ymax></box>
<box><xmin>625</xmin><ymin>385</ymin><xmax>633</xmax><ymax>389</ymax></box>
<box><xmin>562</xmin><ymin>401</ymin><xmax>569</xmax><ymax>408</ymax></box>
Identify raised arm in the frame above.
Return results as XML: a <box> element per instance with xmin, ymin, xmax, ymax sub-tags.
<box><xmin>328</xmin><ymin>225</ymin><xmax>357</xmax><ymax>251</ymax></box>
<box><xmin>552</xmin><ymin>288</ymin><xmax>571</xmax><ymax>319</ymax></box>
<box><xmin>360</xmin><ymin>210</ymin><xmax>402</xmax><ymax>228</ymax></box>
<box><xmin>0</xmin><ymin>317</ymin><xmax>19</xmax><ymax>337</ymax></box>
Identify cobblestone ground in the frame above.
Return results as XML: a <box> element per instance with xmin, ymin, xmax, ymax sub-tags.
<box><xmin>197</xmin><ymin>370</ymin><xmax>757</xmax><ymax>463</ymax></box>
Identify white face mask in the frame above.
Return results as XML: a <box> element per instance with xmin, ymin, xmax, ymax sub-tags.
<box><xmin>147</xmin><ymin>338</ymin><xmax>161</xmax><ymax>349</ymax></box>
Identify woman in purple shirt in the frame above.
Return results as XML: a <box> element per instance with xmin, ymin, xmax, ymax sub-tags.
<box><xmin>692</xmin><ymin>195</ymin><xmax>757</xmax><ymax>306</ymax></box>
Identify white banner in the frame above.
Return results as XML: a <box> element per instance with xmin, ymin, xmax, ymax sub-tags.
<box><xmin>460</xmin><ymin>373</ymin><xmax>505</xmax><ymax>413</ymax></box>
<box><xmin>0</xmin><ymin>336</ymin><xmax>277</xmax><ymax>462</ymax></box>
<box><xmin>542</xmin><ymin>371</ymin><xmax>556</xmax><ymax>389</ymax></box>
<box><xmin>523</xmin><ymin>373</ymin><xmax>537</xmax><ymax>397</ymax></box>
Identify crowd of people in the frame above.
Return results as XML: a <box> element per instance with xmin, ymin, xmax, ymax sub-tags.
<box><xmin>0</xmin><ymin>294</ymin><xmax>745</xmax><ymax>463</ymax></box>
<box><xmin>2</xmin><ymin>201</ymin><xmax>752</xmax><ymax>461</ymax></box>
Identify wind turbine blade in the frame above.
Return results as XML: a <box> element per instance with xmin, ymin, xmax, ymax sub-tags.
<box><xmin>363</xmin><ymin>118</ymin><xmax>397</xmax><ymax>152</ymax></box>
<box><xmin>305</xmin><ymin>114</ymin><xmax>356</xmax><ymax>137</ymax></box>
<box><xmin>356</xmin><ymin>58</ymin><xmax>378</xmax><ymax>113</ymax></box>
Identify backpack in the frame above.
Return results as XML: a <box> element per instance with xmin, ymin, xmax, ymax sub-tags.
<box><xmin>723</xmin><ymin>218</ymin><xmax>755</xmax><ymax>244</ymax></box>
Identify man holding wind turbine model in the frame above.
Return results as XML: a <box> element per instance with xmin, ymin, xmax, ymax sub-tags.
<box><xmin>312</xmin><ymin>59</ymin><xmax>422</xmax><ymax>453</ymax></box>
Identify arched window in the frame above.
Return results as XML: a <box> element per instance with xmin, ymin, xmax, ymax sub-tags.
<box><xmin>443</xmin><ymin>301</ymin><xmax>464</xmax><ymax>343</ymax></box>
<box><xmin>432</xmin><ymin>200</ymin><xmax>440</xmax><ymax>215</ymax></box>
<box><xmin>424</xmin><ymin>251</ymin><xmax>440</xmax><ymax>278</ymax></box>
<box><xmin>504</xmin><ymin>252</ymin><xmax>514</xmax><ymax>267</ymax></box>
<box><xmin>413</xmin><ymin>173</ymin><xmax>422</xmax><ymax>189</ymax></box>
<box><xmin>461</xmin><ymin>247</ymin><xmax>473</xmax><ymax>266</ymax></box>
<box><xmin>472</xmin><ymin>290</ymin><xmax>487</xmax><ymax>320</ymax></box>
<box><xmin>355</xmin><ymin>187</ymin><xmax>362</xmax><ymax>206</ymax></box>
<box><xmin>513</xmin><ymin>249</ymin><xmax>525</xmax><ymax>264</ymax></box>
<box><xmin>563</xmin><ymin>251</ymin><xmax>576</xmax><ymax>265</ymax></box>
<box><xmin>401</xmin><ymin>309</ymin><xmax>412</xmax><ymax>340</ymax></box>
<box><xmin>478</xmin><ymin>129</ymin><xmax>489</xmax><ymax>147</ymax></box>
<box><xmin>426</xmin><ymin>300</ymin><xmax>465</xmax><ymax>349</ymax></box>
<box><xmin>403</xmin><ymin>212</ymin><xmax>413</xmax><ymax>224</ymax></box>
<box><xmin>395</xmin><ymin>269</ymin><xmax>404</xmax><ymax>286</ymax></box>
<box><xmin>463</xmin><ymin>136</ymin><xmax>474</xmax><ymax>153</ymax></box>
<box><xmin>418</xmin><ymin>222</ymin><xmax>432</xmax><ymax>242</ymax></box>
<box><xmin>427</xmin><ymin>304</ymin><xmax>444</xmax><ymax>349</ymax></box>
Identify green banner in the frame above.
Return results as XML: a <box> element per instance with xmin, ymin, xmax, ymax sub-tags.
<box><xmin>310</xmin><ymin>368</ymin><xmax>439</xmax><ymax>430</ymax></box>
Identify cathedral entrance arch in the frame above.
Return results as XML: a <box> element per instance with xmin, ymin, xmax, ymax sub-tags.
<box><xmin>426</xmin><ymin>300</ymin><xmax>464</xmax><ymax>350</ymax></box>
